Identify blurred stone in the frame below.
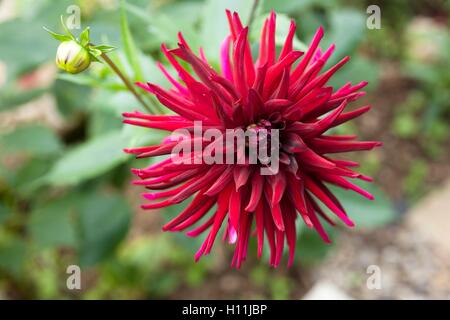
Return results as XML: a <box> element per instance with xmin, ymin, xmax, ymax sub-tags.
<box><xmin>405</xmin><ymin>17</ymin><xmax>448</xmax><ymax>64</ymax></box>
<box><xmin>219</xmin><ymin>274</ymin><xmax>242</xmax><ymax>292</ymax></box>
<box><xmin>0</xmin><ymin>0</ymin><xmax>16</xmax><ymax>23</ymax></box>
<box><xmin>0</xmin><ymin>94</ymin><xmax>65</xmax><ymax>133</ymax></box>
<box><xmin>302</xmin><ymin>281</ymin><xmax>353</xmax><ymax>300</ymax></box>
<box><xmin>407</xmin><ymin>178</ymin><xmax>450</xmax><ymax>253</ymax></box>
<box><xmin>0</xmin><ymin>62</ymin><xmax>5</xmax><ymax>87</ymax></box>
<box><xmin>17</xmin><ymin>63</ymin><xmax>57</xmax><ymax>90</ymax></box>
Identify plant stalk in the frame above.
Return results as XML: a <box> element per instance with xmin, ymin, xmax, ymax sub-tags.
<box><xmin>248</xmin><ymin>0</ymin><xmax>260</xmax><ymax>29</ymax></box>
<box><xmin>100</xmin><ymin>53</ymin><xmax>154</xmax><ymax>114</ymax></box>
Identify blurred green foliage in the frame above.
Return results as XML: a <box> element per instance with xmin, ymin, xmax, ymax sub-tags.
<box><xmin>0</xmin><ymin>0</ymin><xmax>448</xmax><ymax>299</ymax></box>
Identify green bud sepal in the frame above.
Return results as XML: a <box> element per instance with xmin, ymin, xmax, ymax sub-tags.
<box><xmin>44</xmin><ymin>17</ymin><xmax>116</xmax><ymax>74</ymax></box>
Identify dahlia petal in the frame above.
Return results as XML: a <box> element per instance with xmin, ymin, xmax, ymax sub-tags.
<box><xmin>257</xmin><ymin>19</ymin><xmax>269</xmax><ymax>67</ymax></box>
<box><xmin>264</xmin><ymin>51</ymin><xmax>303</xmax><ymax>95</ymax></box>
<box><xmin>319</xmin><ymin>173</ymin><xmax>375</xmax><ymax>200</ymax></box>
<box><xmin>282</xmin><ymin>132</ymin><xmax>307</xmax><ymax>153</ymax></box>
<box><xmin>305</xmin><ymin>177</ymin><xmax>354</xmax><ymax>227</ymax></box>
<box><xmin>298</xmin><ymin>100</ymin><xmax>348</xmax><ymax>139</ymax></box>
<box><xmin>255</xmin><ymin>202</ymin><xmax>265</xmax><ymax>258</ymax></box>
<box><xmin>279</xmin><ymin>20</ymin><xmax>296</xmax><ymax>60</ymax></box>
<box><xmin>156</xmin><ymin>62</ymin><xmax>189</xmax><ymax>95</ymax></box>
<box><xmin>124</xmin><ymin>145</ymin><xmax>159</xmax><ymax>155</ymax></box>
<box><xmin>162</xmin><ymin>190</ymin><xmax>210</xmax><ymax>231</ymax></box>
<box><xmin>320</xmin><ymin>134</ymin><xmax>358</xmax><ymax>141</ymax></box>
<box><xmin>229</xmin><ymin>188</ymin><xmax>242</xmax><ymax>230</ymax></box>
<box><xmin>186</xmin><ymin>214</ymin><xmax>215</xmax><ymax>237</ymax></box>
<box><xmin>267</xmin><ymin>11</ymin><xmax>277</xmax><ymax>67</ymax></box>
<box><xmin>232</xmin><ymin>27</ymin><xmax>250</xmax><ymax>100</ymax></box>
<box><xmin>286</xmin><ymin>175</ymin><xmax>313</xmax><ymax>227</ymax></box>
<box><xmin>268</xmin><ymin>172</ymin><xmax>287</xmax><ymax>205</ymax></box>
<box><xmin>331</xmin><ymin>159</ymin><xmax>360</xmax><ymax>167</ymax></box>
<box><xmin>173</xmin><ymin>198</ymin><xmax>216</xmax><ymax>232</ymax></box>
<box><xmin>161</xmin><ymin>43</ymin><xmax>196</xmax><ymax>84</ymax></box>
<box><xmin>247</xmin><ymin>89</ymin><xmax>263</xmax><ymax>122</ymax></box>
<box><xmin>122</xmin><ymin>112</ymin><xmax>187</xmax><ymax>122</ymax></box>
<box><xmin>234</xmin><ymin>166</ymin><xmax>253</xmax><ymax>190</ymax></box>
<box><xmin>283</xmin><ymin>201</ymin><xmax>297</xmax><ymax>267</ymax></box>
<box><xmin>204</xmin><ymin>185</ymin><xmax>233</xmax><ymax>254</ymax></box>
<box><xmin>309</xmin><ymin>196</ymin><xmax>336</xmax><ymax>226</ymax></box>
<box><xmin>305</xmin><ymin>194</ymin><xmax>332</xmax><ymax>243</ymax></box>
<box><xmin>253</xmin><ymin>63</ymin><xmax>268</xmax><ymax>96</ymax></box>
<box><xmin>295</xmin><ymin>56</ymin><xmax>350</xmax><ymax>100</ymax></box>
<box><xmin>271</xmin><ymin>202</ymin><xmax>285</xmax><ymax>231</ymax></box>
<box><xmin>245</xmin><ymin>171</ymin><xmax>264</xmax><ymax>212</ymax></box>
<box><xmin>297</xmin><ymin>148</ymin><xmax>337</xmax><ymax>170</ymax></box>
<box><xmin>263</xmin><ymin>203</ymin><xmax>277</xmax><ymax>266</ymax></box>
<box><xmin>332</xmin><ymin>105</ymin><xmax>371</xmax><ymax>127</ymax></box>
<box><xmin>231</xmin><ymin>13</ymin><xmax>255</xmax><ymax>86</ymax></box>
<box><xmin>310</xmin><ymin>138</ymin><xmax>382</xmax><ymax>154</ymax></box>
<box><xmin>274</xmin><ymin>228</ymin><xmax>285</xmax><ymax>267</ymax></box>
<box><xmin>268</xmin><ymin>67</ymin><xmax>290</xmax><ymax>99</ymax></box>
<box><xmin>122</xmin><ymin>119</ymin><xmax>193</xmax><ymax>131</ymax></box>
<box><xmin>210</xmin><ymin>74</ymin><xmax>239</xmax><ymax>101</ymax></box>
<box><xmin>332</xmin><ymin>81</ymin><xmax>368</xmax><ymax>99</ymax></box>
<box><xmin>170</xmin><ymin>166</ymin><xmax>227</xmax><ymax>203</ymax></box>
<box><xmin>234</xmin><ymin>212</ymin><xmax>252</xmax><ymax>268</ymax></box>
<box><xmin>289</xmin><ymin>60</ymin><xmax>328</xmax><ymax>102</ymax></box>
<box><xmin>199</xmin><ymin>47</ymin><xmax>209</xmax><ymax>64</ymax></box>
<box><xmin>226</xmin><ymin>222</ymin><xmax>238</xmax><ymax>244</ymax></box>
<box><xmin>204</xmin><ymin>166</ymin><xmax>234</xmax><ymax>196</ymax></box>
<box><xmin>225</xmin><ymin>10</ymin><xmax>237</xmax><ymax>40</ymax></box>
<box><xmin>142</xmin><ymin>186</ymin><xmax>185</xmax><ymax>201</ymax></box>
<box><xmin>172</xmin><ymin>45</ymin><xmax>233</xmax><ymax>106</ymax></box>
<box><xmin>220</xmin><ymin>35</ymin><xmax>234</xmax><ymax>81</ymax></box>
<box><xmin>194</xmin><ymin>238</ymin><xmax>208</xmax><ymax>262</ymax></box>
<box><xmin>291</xmin><ymin>26</ymin><xmax>324</xmax><ymax>81</ymax></box>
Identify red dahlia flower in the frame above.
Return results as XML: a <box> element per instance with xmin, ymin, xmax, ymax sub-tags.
<box><xmin>123</xmin><ymin>11</ymin><xmax>381</xmax><ymax>268</ymax></box>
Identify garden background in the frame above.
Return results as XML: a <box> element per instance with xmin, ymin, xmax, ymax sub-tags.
<box><xmin>0</xmin><ymin>0</ymin><xmax>449</xmax><ymax>299</ymax></box>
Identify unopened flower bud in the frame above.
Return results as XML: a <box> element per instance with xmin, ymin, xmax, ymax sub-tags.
<box><xmin>56</xmin><ymin>40</ymin><xmax>91</xmax><ymax>74</ymax></box>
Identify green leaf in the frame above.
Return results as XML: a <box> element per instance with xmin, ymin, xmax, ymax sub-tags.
<box><xmin>0</xmin><ymin>86</ymin><xmax>47</xmax><ymax>111</ymax></box>
<box><xmin>28</xmin><ymin>196</ymin><xmax>78</xmax><ymax>248</ymax></box>
<box><xmin>331</xmin><ymin>181</ymin><xmax>398</xmax><ymax>229</ymax></box>
<box><xmin>325</xmin><ymin>9</ymin><xmax>366</xmax><ymax>65</ymax></box>
<box><xmin>328</xmin><ymin>56</ymin><xmax>379</xmax><ymax>91</ymax></box>
<box><xmin>88</xmin><ymin>48</ymin><xmax>103</xmax><ymax>58</ymax></box>
<box><xmin>0</xmin><ymin>238</ymin><xmax>27</xmax><ymax>277</ymax></box>
<box><xmin>0</xmin><ymin>0</ymin><xmax>77</xmax><ymax>78</ymax></box>
<box><xmin>0</xmin><ymin>20</ymin><xmax>56</xmax><ymax>78</ymax></box>
<box><xmin>91</xmin><ymin>45</ymin><xmax>116</xmax><ymax>53</ymax></box>
<box><xmin>53</xmin><ymin>78</ymin><xmax>93</xmax><ymax>117</ymax></box>
<box><xmin>43</xmin><ymin>130</ymin><xmax>129</xmax><ymax>186</ymax></box>
<box><xmin>12</xmin><ymin>158</ymin><xmax>54</xmax><ymax>197</ymax></box>
<box><xmin>201</xmin><ymin>0</ymin><xmax>254</xmax><ymax>63</ymax></box>
<box><xmin>79</xmin><ymin>27</ymin><xmax>90</xmax><ymax>46</ymax></box>
<box><xmin>120</xmin><ymin>0</ymin><xmax>144</xmax><ymax>81</ymax></box>
<box><xmin>79</xmin><ymin>192</ymin><xmax>131</xmax><ymax>266</ymax></box>
<box><xmin>296</xmin><ymin>226</ymin><xmax>335</xmax><ymax>265</ymax></box>
<box><xmin>261</xmin><ymin>0</ymin><xmax>319</xmax><ymax>14</ymax></box>
<box><xmin>0</xmin><ymin>203</ymin><xmax>11</xmax><ymax>224</ymax></box>
<box><xmin>393</xmin><ymin>113</ymin><xmax>419</xmax><ymax>138</ymax></box>
<box><xmin>59</xmin><ymin>15</ymin><xmax>76</xmax><ymax>40</ymax></box>
<box><xmin>42</xmin><ymin>127</ymin><xmax>163</xmax><ymax>186</ymax></box>
<box><xmin>0</xmin><ymin>125</ymin><xmax>63</xmax><ymax>157</ymax></box>
<box><xmin>43</xmin><ymin>27</ymin><xmax>72</xmax><ymax>42</ymax></box>
<box><xmin>57</xmin><ymin>74</ymin><xmax>126</xmax><ymax>91</ymax></box>
<box><xmin>141</xmin><ymin>2</ymin><xmax>201</xmax><ymax>52</ymax></box>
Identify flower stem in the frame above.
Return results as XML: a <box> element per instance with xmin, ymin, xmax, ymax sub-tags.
<box><xmin>100</xmin><ymin>53</ymin><xmax>155</xmax><ymax>114</ymax></box>
<box><xmin>248</xmin><ymin>0</ymin><xmax>260</xmax><ymax>29</ymax></box>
